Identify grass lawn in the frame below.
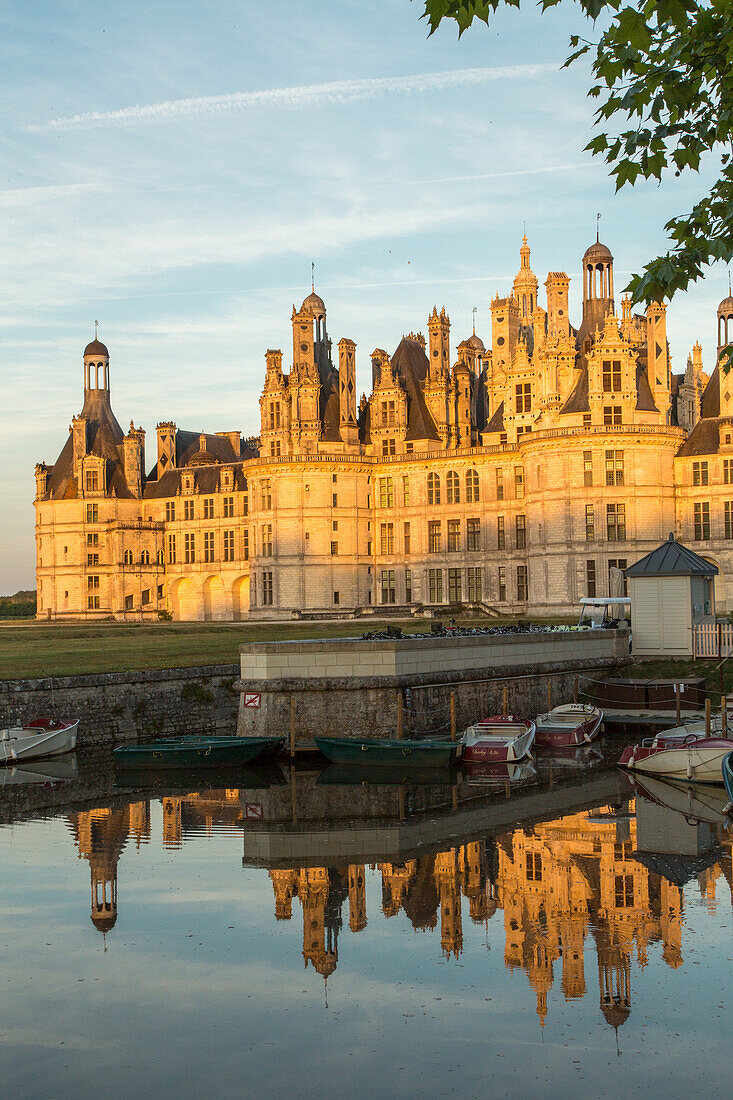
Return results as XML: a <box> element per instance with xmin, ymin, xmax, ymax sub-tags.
<box><xmin>0</xmin><ymin>615</ymin><xmax>571</xmax><ymax>679</ymax></box>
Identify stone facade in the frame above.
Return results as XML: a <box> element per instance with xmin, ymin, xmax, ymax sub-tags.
<box><xmin>34</xmin><ymin>240</ymin><xmax>733</xmax><ymax>619</ymax></box>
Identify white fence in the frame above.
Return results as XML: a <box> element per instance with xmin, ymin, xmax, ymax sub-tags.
<box><xmin>694</xmin><ymin>622</ymin><xmax>733</xmax><ymax>657</ymax></box>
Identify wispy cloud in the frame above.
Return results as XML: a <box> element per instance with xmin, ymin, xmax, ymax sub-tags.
<box><xmin>0</xmin><ymin>183</ymin><xmax>105</xmax><ymax>207</ymax></box>
<box><xmin>412</xmin><ymin>162</ymin><xmax>597</xmax><ymax>186</ymax></box>
<box><xmin>23</xmin><ymin>64</ymin><xmax>561</xmax><ymax>132</ymax></box>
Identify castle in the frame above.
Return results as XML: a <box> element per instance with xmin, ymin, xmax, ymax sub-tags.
<box><xmin>34</xmin><ymin>236</ymin><xmax>733</xmax><ymax>620</ymax></box>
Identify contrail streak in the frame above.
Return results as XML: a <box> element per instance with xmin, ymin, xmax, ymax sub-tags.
<box><xmin>24</xmin><ymin>64</ymin><xmax>561</xmax><ymax>132</ymax></box>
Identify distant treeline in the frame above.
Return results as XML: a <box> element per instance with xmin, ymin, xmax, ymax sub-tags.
<box><xmin>0</xmin><ymin>590</ymin><xmax>36</xmax><ymax>619</ymax></box>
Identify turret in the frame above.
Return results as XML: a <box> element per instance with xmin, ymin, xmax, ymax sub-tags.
<box><xmin>512</xmin><ymin>236</ymin><xmax>539</xmax><ymax>321</ymax></box>
<box><xmin>646</xmin><ymin>301</ymin><xmax>671</xmax><ymax>420</ymax></box>
<box><xmin>338</xmin><ymin>338</ymin><xmax>359</xmax><ymax>446</ymax></box>
<box><xmin>428</xmin><ymin>307</ymin><xmax>451</xmax><ymax>381</ymax></box>
<box><xmin>545</xmin><ymin>272</ymin><xmax>570</xmax><ymax>339</ymax></box>
<box><xmin>156</xmin><ymin>421</ymin><xmax>176</xmax><ymax>475</ymax></box>
<box><xmin>123</xmin><ymin>422</ymin><xmax>145</xmax><ymax>498</ymax></box>
<box><xmin>579</xmin><ymin>239</ymin><xmax>614</xmax><ymax>350</ymax></box>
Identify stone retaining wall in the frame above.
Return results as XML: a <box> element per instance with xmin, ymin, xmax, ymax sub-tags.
<box><xmin>236</xmin><ymin>630</ymin><xmax>630</xmax><ymax>739</ymax></box>
<box><xmin>0</xmin><ymin>665</ymin><xmax>240</xmax><ymax>748</ymax></box>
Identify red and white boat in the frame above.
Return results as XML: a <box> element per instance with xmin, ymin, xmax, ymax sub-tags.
<box><xmin>462</xmin><ymin>757</ymin><xmax>536</xmax><ymax>785</ymax></box>
<box><xmin>619</xmin><ymin>730</ymin><xmax>731</xmax><ymax>784</ymax></box>
<box><xmin>534</xmin><ymin>703</ymin><xmax>603</xmax><ymax>748</ymax></box>
<box><xmin>460</xmin><ymin>715</ymin><xmax>535</xmax><ymax>764</ymax></box>
<box><xmin>0</xmin><ymin>718</ymin><xmax>79</xmax><ymax>764</ymax></box>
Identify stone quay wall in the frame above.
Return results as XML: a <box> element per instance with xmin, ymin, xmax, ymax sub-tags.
<box><xmin>236</xmin><ymin>630</ymin><xmax>630</xmax><ymax>740</ymax></box>
<box><xmin>0</xmin><ymin>665</ymin><xmax>240</xmax><ymax>748</ymax></box>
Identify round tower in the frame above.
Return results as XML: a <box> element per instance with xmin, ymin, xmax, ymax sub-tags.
<box><xmin>83</xmin><ymin>336</ymin><xmax>110</xmax><ymax>396</ymax></box>
<box><xmin>717</xmin><ymin>293</ymin><xmax>733</xmax><ymax>354</ymax></box>
<box><xmin>512</xmin><ymin>236</ymin><xmax>539</xmax><ymax>319</ymax></box>
<box><xmin>579</xmin><ymin>239</ymin><xmax>615</xmax><ymax>348</ymax></box>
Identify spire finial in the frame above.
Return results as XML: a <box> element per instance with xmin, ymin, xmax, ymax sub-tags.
<box><xmin>472</xmin><ymin>306</ymin><xmax>477</xmax><ymax>335</ymax></box>
<box><xmin>311</xmin><ymin>260</ymin><xmax>315</xmax><ymax>293</ymax></box>
<box><xmin>94</xmin><ymin>319</ymin><xmax>99</xmax><ymax>340</ymax></box>
<box><xmin>597</xmin><ymin>212</ymin><xmax>601</xmax><ymax>242</ymax></box>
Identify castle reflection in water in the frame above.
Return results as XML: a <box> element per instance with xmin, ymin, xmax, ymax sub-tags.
<box><xmin>67</xmin><ymin>790</ymin><xmax>733</xmax><ymax>1031</ymax></box>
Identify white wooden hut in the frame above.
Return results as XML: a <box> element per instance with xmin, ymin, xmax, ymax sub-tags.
<box><xmin>625</xmin><ymin>534</ymin><xmax>717</xmax><ymax>657</ymax></box>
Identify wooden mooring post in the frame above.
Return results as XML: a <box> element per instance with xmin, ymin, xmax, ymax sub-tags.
<box><xmin>289</xmin><ymin>696</ymin><xmax>296</xmax><ymax>756</ymax></box>
<box><xmin>502</xmin><ymin>687</ymin><xmax>509</xmax><ymax>716</ymax></box>
<box><xmin>546</xmin><ymin>681</ymin><xmax>552</xmax><ymax>713</ymax></box>
<box><xmin>675</xmin><ymin>683</ymin><xmax>681</xmax><ymax>726</ymax></box>
<box><xmin>574</xmin><ymin>676</ymin><xmax>579</xmax><ymax>704</ymax></box>
<box><xmin>450</xmin><ymin>692</ymin><xmax>456</xmax><ymax>741</ymax></box>
<box><xmin>722</xmin><ymin>695</ymin><xmax>728</xmax><ymax>738</ymax></box>
<box><xmin>705</xmin><ymin>697</ymin><xmax>712</xmax><ymax>737</ymax></box>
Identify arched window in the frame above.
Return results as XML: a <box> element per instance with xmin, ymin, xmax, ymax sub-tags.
<box><xmin>446</xmin><ymin>470</ymin><xmax>460</xmax><ymax>504</ymax></box>
<box><xmin>466</xmin><ymin>469</ymin><xmax>479</xmax><ymax>503</ymax></box>
<box><xmin>141</xmin><ymin>549</ymin><xmax>150</xmax><ymax>565</ymax></box>
<box><xmin>427</xmin><ymin>472</ymin><xmax>441</xmax><ymax>506</ymax></box>
<box><xmin>522</xmin><ymin>293</ymin><xmax>527</xmax><ymax>317</ymax></box>
<box><xmin>157</xmin><ymin>549</ymin><xmax>164</xmax><ymax>566</ymax></box>
<box><xmin>124</xmin><ymin>549</ymin><xmax>133</xmax><ymax>565</ymax></box>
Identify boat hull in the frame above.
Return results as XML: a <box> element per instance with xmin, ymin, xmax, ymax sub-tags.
<box><xmin>314</xmin><ymin>736</ymin><xmax>457</xmax><ymax>768</ymax></box>
<box><xmin>1</xmin><ymin>719</ymin><xmax>78</xmax><ymax>763</ymax></box>
<box><xmin>113</xmin><ymin>735</ymin><xmax>284</xmax><ymax>769</ymax></box>
<box><xmin>619</xmin><ymin>737</ymin><xmax>732</xmax><ymax>784</ymax></box>
<box><xmin>722</xmin><ymin>751</ymin><xmax>733</xmax><ymax>808</ymax></box>
<box><xmin>534</xmin><ymin>707</ymin><xmax>603</xmax><ymax>748</ymax></box>
<box><xmin>461</xmin><ymin>716</ymin><xmax>535</xmax><ymax>763</ymax></box>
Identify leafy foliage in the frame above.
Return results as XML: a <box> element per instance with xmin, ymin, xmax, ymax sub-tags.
<box><xmin>420</xmin><ymin>0</ymin><xmax>733</xmax><ymax>305</ymax></box>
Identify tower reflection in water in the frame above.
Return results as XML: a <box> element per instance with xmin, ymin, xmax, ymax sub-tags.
<box><xmin>66</xmin><ymin>791</ymin><xmax>733</xmax><ymax>1032</ymax></box>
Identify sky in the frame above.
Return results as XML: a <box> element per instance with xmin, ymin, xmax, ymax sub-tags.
<box><xmin>0</xmin><ymin>0</ymin><xmax>726</xmax><ymax>594</ymax></box>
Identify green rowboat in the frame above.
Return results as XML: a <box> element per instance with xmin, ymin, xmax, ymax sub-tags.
<box><xmin>314</xmin><ymin>735</ymin><xmax>457</xmax><ymax>768</ymax></box>
<box><xmin>113</xmin><ymin>735</ymin><xmax>284</xmax><ymax>769</ymax></box>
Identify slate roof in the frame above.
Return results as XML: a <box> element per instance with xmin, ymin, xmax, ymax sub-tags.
<box><xmin>635</xmin><ymin>366</ymin><xmax>658</xmax><ymax>412</ymax></box>
<box><xmin>625</xmin><ymin>533</ymin><xmax>718</xmax><ymax>577</ymax></box>
<box><xmin>483</xmin><ymin>400</ymin><xmax>505</xmax><ymax>434</ymax></box>
<box><xmin>143</xmin><ymin>463</ymin><xmax>249</xmax><ymax>499</ymax></box>
<box><xmin>390</xmin><ymin>337</ymin><xmax>440</xmax><ymax>442</ymax></box>
<box><xmin>561</xmin><ymin>367</ymin><xmax>589</xmax><ymax>414</ymax></box>
<box><xmin>701</xmin><ymin>367</ymin><xmax>720</xmax><ymax>418</ymax></box>
<box><xmin>44</xmin><ymin>389</ymin><xmax>131</xmax><ymax>500</ymax></box>
<box><xmin>676</xmin><ymin>417</ymin><xmax>723</xmax><ymax>457</ymax></box>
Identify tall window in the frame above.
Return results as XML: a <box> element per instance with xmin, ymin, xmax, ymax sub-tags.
<box><xmin>427</xmin><ymin>472</ymin><xmax>441</xmax><ymax>505</ymax></box>
<box><xmin>694</xmin><ymin>501</ymin><xmax>710</xmax><ymax>540</ymax></box>
<box><xmin>88</xmin><ymin>595</ymin><xmax>100</xmax><ymax>610</ymax></box>
<box><xmin>603</xmin><ymin>406</ymin><xmax>622</xmax><ymax>425</ymax></box>
<box><xmin>448</xmin><ymin>568</ymin><xmax>462</xmax><ymax>603</ymax></box>
<box><xmin>223</xmin><ymin>496</ymin><xmax>235</xmax><ymax>518</ymax></box>
<box><xmin>167</xmin><ymin>534</ymin><xmax>176</xmax><ymax>564</ymax></box>
<box><xmin>428</xmin><ymin>521</ymin><xmax>441</xmax><ymax>553</ymax></box>
<box><xmin>261</xmin><ymin>524</ymin><xmax>273</xmax><ymax>555</ymax></box>
<box><xmin>379</xmin><ymin>477</ymin><xmax>394</xmax><ymax>508</ymax></box>
<box><xmin>583</xmin><ymin>450</ymin><xmax>593</xmax><ymax>487</ymax></box>
<box><xmin>467</xmin><ymin>567</ymin><xmax>482</xmax><ymax>602</ymax></box>
<box><xmin>585</xmin><ymin>504</ymin><xmax>595</xmax><ymax>542</ymax></box>
<box><xmin>428</xmin><ymin>568</ymin><xmax>443</xmax><ymax>603</ymax></box>
<box><xmin>243</xmin><ymin>482</ymin><xmax>249</xmax><ymax>516</ymax></box>
<box><xmin>184</xmin><ymin>533</ymin><xmax>195</xmax><ymax>563</ymax></box>
<box><xmin>223</xmin><ymin>530</ymin><xmax>235</xmax><ymax>562</ymax></box>
<box><xmin>380</xmin><ymin>400</ymin><xmax>396</xmax><ymax>427</ymax></box>
<box><xmin>693</xmin><ymin>461</ymin><xmax>709</xmax><ymax>487</ymax></box>
<box><xmin>242</xmin><ymin>528</ymin><xmax>249</xmax><ymax>561</ymax></box>
<box><xmin>405</xmin><ymin>569</ymin><xmax>413</xmax><ymax>603</ymax></box>
<box><xmin>330</xmin><ymin>541</ymin><xmax>338</xmax><ymax>555</ymax></box>
<box><xmin>382</xmin><ymin>437</ymin><xmax>396</xmax><ymax>457</ymax></box>
<box><xmin>269</xmin><ymin>401</ymin><xmax>281</xmax><ymax>429</ymax></box>
<box><xmin>166</xmin><ymin>501</ymin><xmax>176</xmax><ymax>522</ymax></box>
<box><xmin>526</xmin><ymin>852</ymin><xmax>542</xmax><ymax>882</ymax></box>
<box><xmin>724</xmin><ymin>459</ymin><xmax>733</xmax><ymax>485</ymax></box>
<box><xmin>515</xmin><ymin>382</ymin><xmax>531</xmax><ymax>413</ymax></box>
<box><xmin>123</xmin><ymin>549</ymin><xmax>133</xmax><ymax>565</ymax></box>
<box><xmin>447</xmin><ymin>520</ymin><xmax>460</xmax><ymax>552</ymax></box>
<box><xmin>498</xmin><ymin>566</ymin><xmax>507</xmax><ymax>601</ymax></box>
<box><xmin>726</xmin><ymin>501</ymin><xmax>733</xmax><ymax>539</ymax></box>
<box><xmin>380</xmin><ymin>569</ymin><xmax>396</xmax><ymax>604</ymax></box>
<box><xmin>466</xmin><ymin>518</ymin><xmax>480</xmax><ymax>551</ymax></box>
<box><xmin>605</xmin><ymin>450</ymin><xmax>624</xmax><ymax>486</ymax></box>
<box><xmin>262</xmin><ymin>572</ymin><xmax>273</xmax><ymax>606</ymax></box>
<box><xmin>87</xmin><ymin>553</ymin><xmax>99</xmax><ymax>566</ymax></box>
<box><xmin>586</xmin><ymin>560</ymin><xmax>596</xmax><ymax>597</ymax></box>
<box><xmin>204</xmin><ymin>531</ymin><xmax>214</xmax><ymax>562</ymax></box>
<box><xmin>380</xmin><ymin>522</ymin><xmax>394</xmax><ymax>555</ymax></box>
<box><xmin>446</xmin><ymin>470</ymin><xmax>460</xmax><ymax>504</ymax></box>
<box><xmin>403</xmin><ymin>521</ymin><xmax>411</xmax><ymax>554</ymax></box>
<box><xmin>608</xmin><ymin>560</ymin><xmax>628</xmax><ymax>595</ymax></box>
<box><xmin>402</xmin><ymin>475</ymin><xmax>410</xmax><ymax>506</ymax></box>
<box><xmin>514</xmin><ymin>467</ymin><xmax>524</xmax><ymax>499</ymax></box>
<box><xmin>614</xmin><ymin>874</ymin><xmax>634</xmax><ymax>908</ymax></box>
<box><xmin>517</xmin><ymin>565</ymin><xmax>528</xmax><ymax>601</ymax></box>
<box><xmin>260</xmin><ymin>480</ymin><xmax>272</xmax><ymax>510</ymax></box>
<box><xmin>85</xmin><ymin>469</ymin><xmax>98</xmax><ymax>492</ymax></box>
<box><xmin>606</xmin><ymin>504</ymin><xmax>626</xmax><ymax>542</ymax></box>
<box><xmin>602</xmin><ymin>359</ymin><xmax>622</xmax><ymax>392</ymax></box>
<box><xmin>87</xmin><ymin>532</ymin><xmax>99</xmax><ymax>546</ymax></box>
<box><xmin>270</xmin><ymin>441</ymin><xmax>281</xmax><ymax>457</ymax></box>
<box><xmin>203</xmin><ymin>497</ymin><xmax>214</xmax><ymax>519</ymax></box>
<box><xmin>466</xmin><ymin>468</ymin><xmax>480</xmax><ymax>503</ymax></box>
<box><xmin>515</xmin><ymin>515</ymin><xmax>526</xmax><ymax>550</ymax></box>
<box><xmin>497</xmin><ymin>516</ymin><xmax>506</xmax><ymax>550</ymax></box>
<box><xmin>496</xmin><ymin>468</ymin><xmax>504</xmax><ymax>500</ymax></box>
<box><xmin>86</xmin><ymin>504</ymin><xmax>98</xmax><ymax>523</ymax></box>
<box><xmin>184</xmin><ymin>499</ymin><xmax>195</xmax><ymax>521</ymax></box>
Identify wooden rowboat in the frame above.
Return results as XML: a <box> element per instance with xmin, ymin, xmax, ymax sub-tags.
<box><xmin>1</xmin><ymin>717</ymin><xmax>78</xmax><ymax>764</ymax></box>
<box><xmin>314</xmin><ymin>735</ymin><xmax>458</xmax><ymax>768</ymax></box>
<box><xmin>534</xmin><ymin>703</ymin><xmax>603</xmax><ymax>748</ymax></box>
<box><xmin>460</xmin><ymin>716</ymin><xmax>535</xmax><ymax>764</ymax></box>
<box><xmin>113</xmin><ymin>735</ymin><xmax>284</xmax><ymax>769</ymax></box>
